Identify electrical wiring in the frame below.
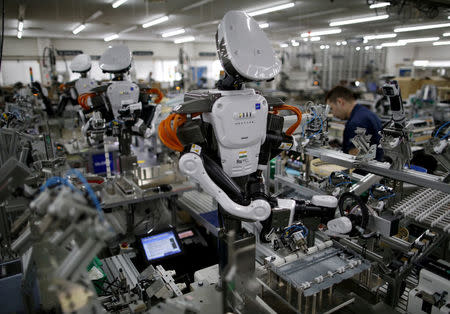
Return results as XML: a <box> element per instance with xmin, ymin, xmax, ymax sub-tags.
<box><xmin>78</xmin><ymin>93</ymin><xmax>96</xmax><ymax>110</ymax></box>
<box><xmin>369</xmin><ymin>183</ymin><xmax>395</xmax><ymax>201</ymax></box>
<box><xmin>434</xmin><ymin>121</ymin><xmax>449</xmax><ymax>139</ymax></box>
<box><xmin>144</xmin><ymin>87</ymin><xmax>164</xmax><ymax>104</ymax></box>
<box><xmin>273</xmin><ymin>104</ymin><xmax>302</xmax><ymax>136</ymax></box>
<box><xmin>65</xmin><ymin>169</ymin><xmax>105</xmax><ymax>222</ymax></box>
<box><xmin>307</xmin><ymin>109</ymin><xmax>323</xmax><ymax>140</ymax></box>
<box><xmin>283</xmin><ymin>224</ymin><xmax>308</xmax><ymax>238</ymax></box>
<box><xmin>158</xmin><ymin>112</ymin><xmax>200</xmax><ymax>152</ymax></box>
<box><xmin>39</xmin><ymin>176</ymin><xmax>78</xmax><ymax>192</ymax></box>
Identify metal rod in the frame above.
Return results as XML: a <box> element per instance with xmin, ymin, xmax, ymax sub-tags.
<box><xmin>312</xmin><ymin>293</ymin><xmax>317</xmax><ymax>314</ymax></box>
<box><xmin>298</xmin><ymin>290</ymin><xmax>303</xmax><ymax>312</ymax></box>
<box><xmin>323</xmin><ymin>297</ymin><xmax>355</xmax><ymax>314</ymax></box>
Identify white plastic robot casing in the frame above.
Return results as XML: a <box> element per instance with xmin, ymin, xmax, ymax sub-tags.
<box><xmin>70</xmin><ymin>54</ymin><xmax>92</xmax><ymax>73</ymax></box>
<box><xmin>75</xmin><ymin>78</ymin><xmax>97</xmax><ymax>96</ymax></box>
<box><xmin>202</xmin><ymin>89</ymin><xmax>268</xmax><ymax>177</ymax></box>
<box><xmin>106</xmin><ymin>81</ymin><xmax>140</xmax><ymax>117</ymax></box>
<box><xmin>216</xmin><ymin>11</ymin><xmax>281</xmax><ymax>81</ymax></box>
<box><xmin>99</xmin><ymin>45</ymin><xmax>132</xmax><ymax>73</ymax></box>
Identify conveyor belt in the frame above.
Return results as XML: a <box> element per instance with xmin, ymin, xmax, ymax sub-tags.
<box><xmin>392</xmin><ymin>188</ymin><xmax>450</xmax><ymax>234</ymax></box>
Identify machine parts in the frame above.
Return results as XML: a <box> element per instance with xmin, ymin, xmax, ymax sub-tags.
<box><xmin>351</xmin><ymin>127</ymin><xmax>377</xmax><ymax>162</ymax></box>
<box><xmin>392</xmin><ymin>188</ymin><xmax>450</xmax><ymax>234</ymax></box>
<box><xmin>266</xmin><ymin>244</ymin><xmax>370</xmax><ymax>313</ymax></box>
<box><xmin>407</xmin><ymin>260</ymin><xmax>449</xmax><ymax>314</ymax></box>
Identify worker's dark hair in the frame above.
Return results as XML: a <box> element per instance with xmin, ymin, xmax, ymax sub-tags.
<box><xmin>325</xmin><ymin>86</ymin><xmax>356</xmax><ymax>103</ymax></box>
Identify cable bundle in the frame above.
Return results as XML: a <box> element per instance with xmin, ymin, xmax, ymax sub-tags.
<box><xmin>78</xmin><ymin>92</ymin><xmax>96</xmax><ymax>110</ymax></box>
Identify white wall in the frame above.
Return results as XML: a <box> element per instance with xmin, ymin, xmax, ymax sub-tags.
<box><xmin>1</xmin><ymin>37</ymin><xmax>219</xmax><ymax>86</ymax></box>
<box><xmin>384</xmin><ymin>45</ymin><xmax>450</xmax><ymax>76</ymax></box>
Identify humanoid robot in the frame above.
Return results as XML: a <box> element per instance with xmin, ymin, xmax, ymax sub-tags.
<box><xmin>56</xmin><ymin>54</ymin><xmax>97</xmax><ymax>115</ymax></box>
<box><xmin>159</xmin><ymin>11</ymin><xmax>355</xmax><ymax>245</ymax></box>
<box><xmin>78</xmin><ymin>45</ymin><xmax>163</xmax><ymax>171</ymax></box>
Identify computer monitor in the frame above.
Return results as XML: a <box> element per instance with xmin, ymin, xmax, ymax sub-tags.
<box><xmin>139</xmin><ymin>229</ymin><xmax>183</xmax><ymax>262</ymax></box>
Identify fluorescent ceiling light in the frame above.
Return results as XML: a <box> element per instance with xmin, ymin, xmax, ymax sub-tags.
<box><xmin>381</xmin><ymin>41</ymin><xmax>406</xmax><ymax>47</ymax></box>
<box><xmin>336</xmin><ymin>41</ymin><xmax>341</xmax><ymax>46</ymax></box>
<box><xmin>259</xmin><ymin>23</ymin><xmax>269</xmax><ymax>29</ymax></box>
<box><xmin>443</xmin><ymin>32</ymin><xmax>450</xmax><ymax>37</ymax></box>
<box><xmin>342</xmin><ymin>40</ymin><xmax>347</xmax><ymax>45</ymax></box>
<box><xmin>375</xmin><ymin>45</ymin><xmax>383</xmax><ymax>49</ymax></box>
<box><xmin>181</xmin><ymin>0</ymin><xmax>213</xmax><ymax>11</ymax></box>
<box><xmin>104</xmin><ymin>34</ymin><xmax>119</xmax><ymax>42</ymax></box>
<box><xmin>292</xmin><ymin>41</ymin><xmax>299</xmax><ymax>46</ymax></box>
<box><xmin>72</xmin><ymin>24</ymin><xmax>85</xmax><ymax>35</ymax></box>
<box><xmin>325</xmin><ymin>45</ymin><xmax>330</xmax><ymax>49</ymax></box>
<box><xmin>413</xmin><ymin>60</ymin><xmax>450</xmax><ymax>67</ymax></box>
<box><xmin>86</xmin><ymin>10</ymin><xmax>103</xmax><ymax>22</ymax></box>
<box><xmin>310</xmin><ymin>36</ymin><xmax>320</xmax><ymax>41</ymax></box>
<box><xmin>398</xmin><ymin>37</ymin><xmax>439</xmax><ymax>43</ymax></box>
<box><xmin>17</xmin><ymin>30</ymin><xmax>23</xmax><ymax>39</ymax></box>
<box><xmin>394</xmin><ymin>22</ymin><xmax>450</xmax><ymax>32</ymax></box>
<box><xmin>320</xmin><ymin>45</ymin><xmax>325</xmax><ymax>49</ymax></box>
<box><xmin>112</xmin><ymin>0</ymin><xmax>128</xmax><ymax>8</ymax></box>
<box><xmin>356</xmin><ymin>46</ymin><xmax>361</xmax><ymax>51</ymax></box>
<box><xmin>18</xmin><ymin>21</ymin><xmax>23</xmax><ymax>31</ymax></box>
<box><xmin>364</xmin><ymin>46</ymin><xmax>372</xmax><ymax>50</ymax></box>
<box><xmin>330</xmin><ymin>14</ymin><xmax>389</xmax><ymax>26</ymax></box>
<box><xmin>363</xmin><ymin>33</ymin><xmax>397</xmax><ymax>40</ymax></box>
<box><xmin>120</xmin><ymin>26</ymin><xmax>137</xmax><ymax>34</ymax></box>
<box><xmin>143</xmin><ymin>16</ymin><xmax>169</xmax><ymax>28</ymax></box>
<box><xmin>301</xmin><ymin>28</ymin><xmax>341</xmax><ymax>37</ymax></box>
<box><xmin>370</xmin><ymin>2</ymin><xmax>390</xmax><ymax>9</ymax></box>
<box><xmin>303</xmin><ymin>38</ymin><xmax>308</xmax><ymax>42</ymax></box>
<box><xmin>433</xmin><ymin>41</ymin><xmax>450</xmax><ymax>46</ymax></box>
<box><xmin>248</xmin><ymin>2</ymin><xmax>295</xmax><ymax>17</ymax></box>
<box><xmin>162</xmin><ymin>29</ymin><xmax>185</xmax><ymax>38</ymax></box>
<box><xmin>174</xmin><ymin>36</ymin><xmax>195</xmax><ymax>44</ymax></box>
<box><xmin>280</xmin><ymin>43</ymin><xmax>288</xmax><ymax>47</ymax></box>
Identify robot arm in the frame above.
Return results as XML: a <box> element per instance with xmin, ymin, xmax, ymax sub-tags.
<box><xmin>179</xmin><ymin>151</ymin><xmax>271</xmax><ymax>221</ymax></box>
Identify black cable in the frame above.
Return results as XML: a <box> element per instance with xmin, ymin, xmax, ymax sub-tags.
<box><xmin>0</xmin><ymin>0</ymin><xmax>4</xmax><ymax>72</ymax></box>
<box><xmin>338</xmin><ymin>192</ymin><xmax>370</xmax><ymax>230</ymax></box>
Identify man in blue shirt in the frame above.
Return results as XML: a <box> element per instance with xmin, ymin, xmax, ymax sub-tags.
<box><xmin>325</xmin><ymin>86</ymin><xmax>383</xmax><ymax>161</ymax></box>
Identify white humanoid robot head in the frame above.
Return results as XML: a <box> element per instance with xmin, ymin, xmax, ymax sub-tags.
<box><xmin>70</xmin><ymin>54</ymin><xmax>92</xmax><ymax>73</ymax></box>
<box><xmin>216</xmin><ymin>11</ymin><xmax>281</xmax><ymax>82</ymax></box>
<box><xmin>99</xmin><ymin>45</ymin><xmax>132</xmax><ymax>73</ymax></box>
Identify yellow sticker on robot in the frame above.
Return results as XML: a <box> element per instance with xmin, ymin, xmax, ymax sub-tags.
<box><xmin>238</xmin><ymin>151</ymin><xmax>248</xmax><ymax>159</ymax></box>
<box><xmin>279</xmin><ymin>142</ymin><xmax>293</xmax><ymax>150</ymax></box>
<box><xmin>190</xmin><ymin>144</ymin><xmax>201</xmax><ymax>155</ymax></box>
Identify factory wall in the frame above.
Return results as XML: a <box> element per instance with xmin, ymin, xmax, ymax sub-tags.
<box><xmin>0</xmin><ymin>37</ymin><xmax>218</xmax><ymax>86</ymax></box>
<box><xmin>384</xmin><ymin>45</ymin><xmax>450</xmax><ymax>76</ymax></box>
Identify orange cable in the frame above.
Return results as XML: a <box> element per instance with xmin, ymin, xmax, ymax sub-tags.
<box><xmin>273</xmin><ymin>105</ymin><xmax>302</xmax><ymax>136</ymax></box>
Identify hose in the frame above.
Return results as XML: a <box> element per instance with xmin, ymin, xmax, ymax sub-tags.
<box><xmin>273</xmin><ymin>104</ymin><xmax>302</xmax><ymax>136</ymax></box>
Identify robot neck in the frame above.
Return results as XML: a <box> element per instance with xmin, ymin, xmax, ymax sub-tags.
<box><xmin>112</xmin><ymin>73</ymin><xmax>125</xmax><ymax>81</ymax></box>
<box><xmin>216</xmin><ymin>73</ymin><xmax>244</xmax><ymax>91</ymax></box>
<box><xmin>80</xmin><ymin>72</ymin><xmax>88</xmax><ymax>78</ymax></box>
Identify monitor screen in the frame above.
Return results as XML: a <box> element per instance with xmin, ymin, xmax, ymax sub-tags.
<box><xmin>141</xmin><ymin>230</ymin><xmax>182</xmax><ymax>261</ymax></box>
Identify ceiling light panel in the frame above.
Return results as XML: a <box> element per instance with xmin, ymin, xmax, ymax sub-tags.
<box><xmin>104</xmin><ymin>34</ymin><xmax>119</xmax><ymax>41</ymax></box>
<box><xmin>301</xmin><ymin>28</ymin><xmax>341</xmax><ymax>37</ymax></box>
<box><xmin>72</xmin><ymin>24</ymin><xmax>85</xmax><ymax>35</ymax></box>
<box><xmin>143</xmin><ymin>16</ymin><xmax>169</xmax><ymax>28</ymax></box>
<box><xmin>248</xmin><ymin>2</ymin><xmax>295</xmax><ymax>17</ymax></box>
<box><xmin>112</xmin><ymin>0</ymin><xmax>128</xmax><ymax>9</ymax></box>
<box><xmin>162</xmin><ymin>29</ymin><xmax>185</xmax><ymax>38</ymax></box>
<box><xmin>363</xmin><ymin>33</ymin><xmax>396</xmax><ymax>40</ymax></box>
<box><xmin>330</xmin><ymin>14</ymin><xmax>389</xmax><ymax>26</ymax></box>
<box><xmin>369</xmin><ymin>2</ymin><xmax>390</xmax><ymax>9</ymax></box>
<box><xmin>394</xmin><ymin>22</ymin><xmax>450</xmax><ymax>32</ymax></box>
